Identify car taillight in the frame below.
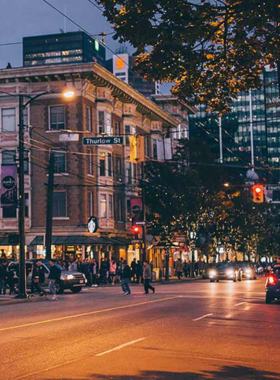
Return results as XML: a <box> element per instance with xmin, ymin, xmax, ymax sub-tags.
<box><xmin>267</xmin><ymin>275</ymin><xmax>277</xmax><ymax>286</ymax></box>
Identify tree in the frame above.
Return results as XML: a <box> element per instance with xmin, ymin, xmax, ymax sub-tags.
<box><xmin>97</xmin><ymin>0</ymin><xmax>280</xmax><ymax>113</ymax></box>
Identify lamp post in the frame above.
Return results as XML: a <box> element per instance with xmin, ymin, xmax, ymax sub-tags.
<box><xmin>190</xmin><ymin>231</ymin><xmax>197</xmax><ymax>278</ymax></box>
<box><xmin>0</xmin><ymin>89</ymin><xmax>75</xmax><ymax>298</ymax></box>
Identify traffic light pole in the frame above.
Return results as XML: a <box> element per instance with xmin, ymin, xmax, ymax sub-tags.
<box><xmin>16</xmin><ymin>95</ymin><xmax>28</xmax><ymax>299</ymax></box>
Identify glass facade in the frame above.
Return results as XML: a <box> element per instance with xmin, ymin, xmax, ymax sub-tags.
<box><xmin>189</xmin><ymin>67</ymin><xmax>280</xmax><ymax>178</ymax></box>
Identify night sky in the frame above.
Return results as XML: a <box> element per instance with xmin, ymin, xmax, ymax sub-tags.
<box><xmin>0</xmin><ymin>0</ymin><xmax>118</xmax><ymax>69</ymax></box>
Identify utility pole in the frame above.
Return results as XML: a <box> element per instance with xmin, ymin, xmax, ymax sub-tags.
<box><xmin>219</xmin><ymin>116</ymin><xmax>223</xmax><ymax>164</ymax></box>
<box><xmin>17</xmin><ymin>95</ymin><xmax>27</xmax><ymax>298</ymax></box>
<box><xmin>165</xmin><ymin>246</ymin><xmax>169</xmax><ymax>281</ymax></box>
<box><xmin>249</xmin><ymin>89</ymin><xmax>255</xmax><ymax>167</ymax></box>
<box><xmin>45</xmin><ymin>152</ymin><xmax>55</xmax><ymax>260</ymax></box>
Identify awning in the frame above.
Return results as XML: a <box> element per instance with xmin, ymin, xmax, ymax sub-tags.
<box><xmin>29</xmin><ymin>235</ymin><xmax>129</xmax><ymax>246</ymax></box>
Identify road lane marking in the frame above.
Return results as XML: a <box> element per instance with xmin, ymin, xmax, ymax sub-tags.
<box><xmin>0</xmin><ymin>296</ymin><xmax>182</xmax><ymax>333</ymax></box>
<box><xmin>234</xmin><ymin>302</ymin><xmax>246</xmax><ymax>306</ymax></box>
<box><xmin>95</xmin><ymin>338</ymin><xmax>146</xmax><ymax>357</ymax></box>
<box><xmin>193</xmin><ymin>313</ymin><xmax>213</xmax><ymax>321</ymax></box>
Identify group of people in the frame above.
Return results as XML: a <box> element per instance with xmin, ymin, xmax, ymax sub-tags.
<box><xmin>175</xmin><ymin>258</ymin><xmax>206</xmax><ymax>279</ymax></box>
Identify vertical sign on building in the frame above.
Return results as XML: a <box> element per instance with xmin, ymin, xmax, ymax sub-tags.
<box><xmin>1</xmin><ymin>165</ymin><xmax>18</xmax><ymax>207</ymax></box>
<box><xmin>130</xmin><ymin>197</ymin><xmax>143</xmax><ymax>222</ymax></box>
<box><xmin>113</xmin><ymin>54</ymin><xmax>129</xmax><ymax>84</ymax></box>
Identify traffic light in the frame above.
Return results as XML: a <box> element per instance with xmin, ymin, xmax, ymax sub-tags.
<box><xmin>253</xmin><ymin>185</ymin><xmax>264</xmax><ymax>203</ymax></box>
<box><xmin>132</xmin><ymin>225</ymin><xmax>140</xmax><ymax>239</ymax></box>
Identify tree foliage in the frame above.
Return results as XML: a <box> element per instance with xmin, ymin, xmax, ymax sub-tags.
<box><xmin>98</xmin><ymin>0</ymin><xmax>280</xmax><ymax>113</ymax></box>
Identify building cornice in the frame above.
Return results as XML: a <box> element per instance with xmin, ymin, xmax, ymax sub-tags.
<box><xmin>0</xmin><ymin>63</ymin><xmax>179</xmax><ymax>128</ymax></box>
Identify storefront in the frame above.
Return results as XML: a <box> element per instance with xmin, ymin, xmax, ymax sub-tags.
<box><xmin>0</xmin><ymin>236</ymin><xmax>21</xmax><ymax>259</ymax></box>
<box><xmin>29</xmin><ymin>235</ymin><xmax>129</xmax><ymax>265</ymax></box>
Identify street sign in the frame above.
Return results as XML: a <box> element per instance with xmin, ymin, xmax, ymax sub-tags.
<box><xmin>135</xmin><ymin>221</ymin><xmax>146</xmax><ymax>225</ymax></box>
<box><xmin>83</xmin><ymin>136</ymin><xmax>124</xmax><ymax>146</ymax></box>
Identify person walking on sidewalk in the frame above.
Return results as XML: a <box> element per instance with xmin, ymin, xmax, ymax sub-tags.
<box><xmin>0</xmin><ymin>261</ymin><xmax>8</xmax><ymax>295</ymax></box>
<box><xmin>31</xmin><ymin>261</ymin><xmax>47</xmax><ymax>297</ymax></box>
<box><xmin>48</xmin><ymin>260</ymin><xmax>61</xmax><ymax>301</ymax></box>
<box><xmin>143</xmin><ymin>260</ymin><xmax>155</xmax><ymax>294</ymax></box>
<box><xmin>121</xmin><ymin>260</ymin><xmax>131</xmax><ymax>295</ymax></box>
<box><xmin>175</xmin><ymin>258</ymin><xmax>183</xmax><ymax>279</ymax></box>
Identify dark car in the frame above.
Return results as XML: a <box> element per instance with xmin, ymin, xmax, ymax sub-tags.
<box><xmin>265</xmin><ymin>265</ymin><xmax>280</xmax><ymax>304</ymax></box>
<box><xmin>209</xmin><ymin>262</ymin><xmax>241</xmax><ymax>282</ymax></box>
<box><xmin>8</xmin><ymin>261</ymin><xmax>86</xmax><ymax>294</ymax></box>
<box><xmin>237</xmin><ymin>262</ymin><xmax>257</xmax><ymax>280</ymax></box>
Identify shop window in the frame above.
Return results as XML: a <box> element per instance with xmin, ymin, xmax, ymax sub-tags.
<box><xmin>53</xmin><ymin>192</ymin><xmax>66</xmax><ymax>217</ymax></box>
<box><xmin>2</xmin><ymin>108</ymin><xmax>16</xmax><ymax>133</ymax></box>
<box><xmin>49</xmin><ymin>106</ymin><xmax>65</xmax><ymax>130</ymax></box>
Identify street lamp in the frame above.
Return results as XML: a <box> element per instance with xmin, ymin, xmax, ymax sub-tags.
<box><xmin>0</xmin><ymin>89</ymin><xmax>75</xmax><ymax>298</ymax></box>
<box><xmin>189</xmin><ymin>231</ymin><xmax>197</xmax><ymax>278</ymax></box>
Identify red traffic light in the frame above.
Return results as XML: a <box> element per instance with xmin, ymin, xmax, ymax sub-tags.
<box><xmin>253</xmin><ymin>185</ymin><xmax>264</xmax><ymax>203</ymax></box>
<box><xmin>133</xmin><ymin>226</ymin><xmax>140</xmax><ymax>234</ymax></box>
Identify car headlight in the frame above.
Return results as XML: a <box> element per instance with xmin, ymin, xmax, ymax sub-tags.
<box><xmin>209</xmin><ymin>270</ymin><xmax>216</xmax><ymax>277</ymax></box>
<box><xmin>65</xmin><ymin>274</ymin><xmax>74</xmax><ymax>280</ymax></box>
<box><xmin>226</xmin><ymin>270</ymin><xmax>234</xmax><ymax>276</ymax></box>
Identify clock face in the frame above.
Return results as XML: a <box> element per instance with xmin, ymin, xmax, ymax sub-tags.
<box><xmin>87</xmin><ymin>217</ymin><xmax>97</xmax><ymax>233</ymax></box>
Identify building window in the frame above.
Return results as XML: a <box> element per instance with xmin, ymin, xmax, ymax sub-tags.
<box><xmin>3</xmin><ymin>206</ymin><xmax>16</xmax><ymax>219</ymax></box>
<box><xmin>133</xmin><ymin>163</ymin><xmax>137</xmax><ymax>181</ymax></box>
<box><xmin>100</xmin><ymin>194</ymin><xmax>107</xmax><ymax>218</ymax></box>
<box><xmin>53</xmin><ymin>192</ymin><xmax>66</xmax><ymax>217</ymax></box>
<box><xmin>49</xmin><ymin>106</ymin><xmax>65</xmax><ymax>130</ymax></box>
<box><xmin>53</xmin><ymin>152</ymin><xmax>66</xmax><ymax>173</ymax></box>
<box><xmin>117</xmin><ymin>198</ymin><xmax>123</xmax><ymax>221</ymax></box>
<box><xmin>106</xmin><ymin>113</ymin><xmax>112</xmax><ymax>135</ymax></box>
<box><xmin>116</xmin><ymin>158</ymin><xmax>122</xmax><ymax>175</ymax></box>
<box><xmin>126</xmin><ymin>162</ymin><xmax>132</xmax><ymax>184</ymax></box>
<box><xmin>88</xmin><ymin>191</ymin><xmax>94</xmax><ymax>216</ymax></box>
<box><xmin>108</xmin><ymin>194</ymin><xmax>113</xmax><ymax>218</ymax></box>
<box><xmin>2</xmin><ymin>150</ymin><xmax>16</xmax><ymax>165</ymax></box>
<box><xmin>125</xmin><ymin>125</ymin><xmax>130</xmax><ymax>145</ymax></box>
<box><xmin>108</xmin><ymin>153</ymin><xmax>112</xmax><ymax>177</ymax></box>
<box><xmin>88</xmin><ymin>150</ymin><xmax>93</xmax><ymax>175</ymax></box>
<box><xmin>86</xmin><ymin>107</ymin><xmax>92</xmax><ymax>132</ymax></box>
<box><xmin>98</xmin><ymin>111</ymin><xmax>105</xmax><ymax>134</ymax></box>
<box><xmin>2</xmin><ymin>108</ymin><xmax>16</xmax><ymax>133</ymax></box>
<box><xmin>115</xmin><ymin>121</ymin><xmax>121</xmax><ymax>135</ymax></box>
<box><xmin>99</xmin><ymin>153</ymin><xmax>106</xmax><ymax>176</ymax></box>
<box><xmin>24</xmin><ymin>150</ymin><xmax>29</xmax><ymax>174</ymax></box>
<box><xmin>153</xmin><ymin>139</ymin><xmax>158</xmax><ymax>159</ymax></box>
<box><xmin>127</xmin><ymin>199</ymin><xmax>131</xmax><ymax>221</ymax></box>
<box><xmin>25</xmin><ymin>193</ymin><xmax>29</xmax><ymax>218</ymax></box>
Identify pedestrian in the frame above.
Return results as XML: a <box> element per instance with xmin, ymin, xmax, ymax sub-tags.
<box><xmin>175</xmin><ymin>258</ymin><xmax>183</xmax><ymax>279</ymax></box>
<box><xmin>116</xmin><ymin>261</ymin><xmax>122</xmax><ymax>284</ymax></box>
<box><xmin>121</xmin><ymin>260</ymin><xmax>131</xmax><ymax>295</ymax></box>
<box><xmin>69</xmin><ymin>259</ymin><xmax>78</xmax><ymax>272</ymax></box>
<box><xmin>183</xmin><ymin>260</ymin><xmax>190</xmax><ymax>277</ymax></box>
<box><xmin>1</xmin><ymin>249</ymin><xmax>6</xmax><ymax>259</ymax></box>
<box><xmin>48</xmin><ymin>260</ymin><xmax>61</xmax><ymax>301</ymax></box>
<box><xmin>0</xmin><ymin>261</ymin><xmax>8</xmax><ymax>295</ymax></box>
<box><xmin>131</xmin><ymin>258</ymin><xmax>137</xmax><ymax>282</ymax></box>
<box><xmin>143</xmin><ymin>260</ymin><xmax>155</xmax><ymax>294</ymax></box>
<box><xmin>109</xmin><ymin>258</ymin><xmax>117</xmax><ymax>285</ymax></box>
<box><xmin>90</xmin><ymin>259</ymin><xmax>99</xmax><ymax>287</ymax></box>
<box><xmin>31</xmin><ymin>261</ymin><xmax>47</xmax><ymax>297</ymax></box>
<box><xmin>136</xmin><ymin>260</ymin><xmax>143</xmax><ymax>284</ymax></box>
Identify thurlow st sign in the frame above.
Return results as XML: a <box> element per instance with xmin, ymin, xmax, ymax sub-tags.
<box><xmin>83</xmin><ymin>136</ymin><xmax>124</xmax><ymax>146</ymax></box>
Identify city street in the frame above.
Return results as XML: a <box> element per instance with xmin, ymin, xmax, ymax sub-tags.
<box><xmin>0</xmin><ymin>277</ymin><xmax>280</xmax><ymax>380</ymax></box>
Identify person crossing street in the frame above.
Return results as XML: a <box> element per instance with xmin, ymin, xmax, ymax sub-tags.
<box><xmin>48</xmin><ymin>260</ymin><xmax>61</xmax><ymax>301</ymax></box>
<box><xmin>143</xmin><ymin>260</ymin><xmax>155</xmax><ymax>294</ymax></box>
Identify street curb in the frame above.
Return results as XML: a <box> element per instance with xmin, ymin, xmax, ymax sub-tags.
<box><xmin>0</xmin><ymin>296</ymin><xmax>49</xmax><ymax>306</ymax></box>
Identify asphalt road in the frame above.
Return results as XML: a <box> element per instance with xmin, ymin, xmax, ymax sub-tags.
<box><xmin>0</xmin><ymin>277</ymin><xmax>280</xmax><ymax>380</ymax></box>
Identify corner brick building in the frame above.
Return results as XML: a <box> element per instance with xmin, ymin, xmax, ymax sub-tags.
<box><xmin>0</xmin><ymin>62</ymin><xmax>178</xmax><ymax>264</ymax></box>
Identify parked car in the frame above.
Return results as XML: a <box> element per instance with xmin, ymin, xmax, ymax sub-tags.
<box><xmin>8</xmin><ymin>261</ymin><xmax>86</xmax><ymax>294</ymax></box>
<box><xmin>237</xmin><ymin>262</ymin><xmax>257</xmax><ymax>280</ymax></box>
<box><xmin>209</xmin><ymin>262</ymin><xmax>241</xmax><ymax>282</ymax></box>
<box><xmin>265</xmin><ymin>264</ymin><xmax>280</xmax><ymax>304</ymax></box>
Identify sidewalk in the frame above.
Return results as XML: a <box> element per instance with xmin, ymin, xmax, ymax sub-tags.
<box><xmin>0</xmin><ymin>294</ymin><xmax>49</xmax><ymax>306</ymax></box>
